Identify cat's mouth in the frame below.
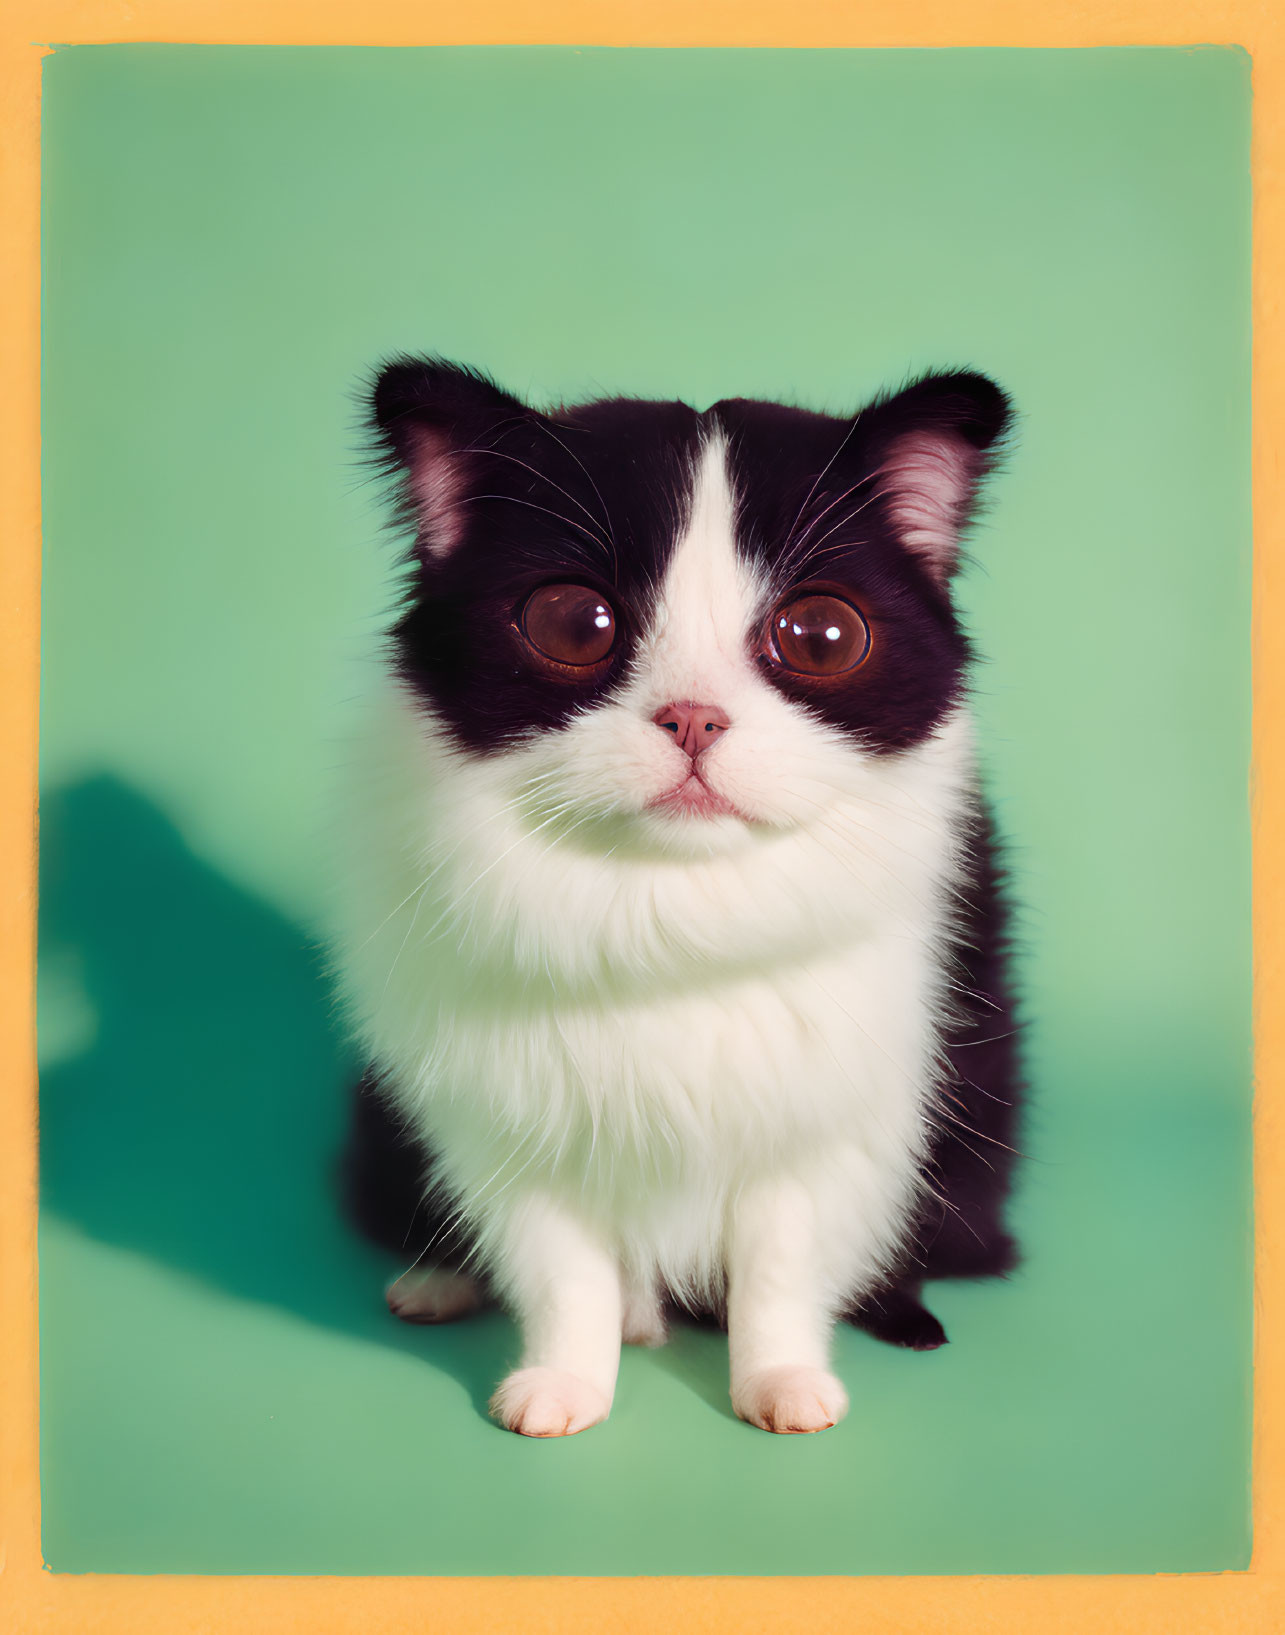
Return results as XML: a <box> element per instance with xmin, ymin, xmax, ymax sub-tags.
<box><xmin>647</xmin><ymin>771</ymin><xmax>743</xmax><ymax>821</ymax></box>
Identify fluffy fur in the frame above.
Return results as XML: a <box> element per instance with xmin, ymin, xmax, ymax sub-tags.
<box><xmin>332</xmin><ymin>359</ymin><xmax>1022</xmax><ymax>1436</ymax></box>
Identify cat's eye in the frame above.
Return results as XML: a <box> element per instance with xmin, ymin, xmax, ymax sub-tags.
<box><xmin>520</xmin><ymin>583</ymin><xmax>618</xmax><ymax>668</ymax></box>
<box><xmin>767</xmin><ymin>592</ymin><xmax>870</xmax><ymax>676</ymax></box>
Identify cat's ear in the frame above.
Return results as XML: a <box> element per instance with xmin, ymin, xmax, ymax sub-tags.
<box><xmin>864</xmin><ymin>371</ymin><xmax>1013</xmax><ymax>581</ymax></box>
<box><xmin>369</xmin><ymin>356</ymin><xmax>528</xmax><ymax>559</ymax></box>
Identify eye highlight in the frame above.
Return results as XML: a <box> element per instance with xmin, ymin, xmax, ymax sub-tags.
<box><xmin>519</xmin><ymin>583</ymin><xmax>618</xmax><ymax>668</ymax></box>
<box><xmin>767</xmin><ymin>592</ymin><xmax>871</xmax><ymax>676</ymax></box>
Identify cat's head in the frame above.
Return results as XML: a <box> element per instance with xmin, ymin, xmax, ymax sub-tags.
<box><xmin>368</xmin><ymin>358</ymin><xmax>1011</xmax><ymax>863</ymax></box>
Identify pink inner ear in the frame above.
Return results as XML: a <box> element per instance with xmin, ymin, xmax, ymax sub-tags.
<box><xmin>406</xmin><ymin>424</ymin><xmax>467</xmax><ymax>558</ymax></box>
<box><xmin>877</xmin><ymin>430</ymin><xmax>977</xmax><ymax>576</ymax></box>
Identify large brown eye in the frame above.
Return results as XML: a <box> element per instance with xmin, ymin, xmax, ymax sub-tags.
<box><xmin>520</xmin><ymin>583</ymin><xmax>618</xmax><ymax>667</ymax></box>
<box><xmin>769</xmin><ymin>593</ymin><xmax>870</xmax><ymax>676</ymax></box>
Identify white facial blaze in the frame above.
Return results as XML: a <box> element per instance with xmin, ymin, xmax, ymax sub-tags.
<box><xmin>640</xmin><ymin>433</ymin><xmax>764</xmax><ymax>714</ymax></box>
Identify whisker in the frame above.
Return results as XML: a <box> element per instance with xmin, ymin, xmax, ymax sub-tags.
<box><xmin>530</xmin><ymin>419</ymin><xmax>616</xmax><ymax>543</ymax></box>
<box><xmin>460</xmin><ymin>492</ymin><xmax>611</xmax><ymax>556</ymax></box>
<box><xmin>776</xmin><ymin>485</ymin><xmax>881</xmax><ymax>583</ymax></box>
<box><xmin>354</xmin><ymin>774</ymin><xmax>566</xmax><ymax>956</ymax></box>
<box><xmin>456</xmin><ymin>445</ymin><xmax>612</xmax><ymax>549</ymax></box>
<box><xmin>782</xmin><ymin>417</ymin><xmax>865</xmax><ymax>554</ymax></box>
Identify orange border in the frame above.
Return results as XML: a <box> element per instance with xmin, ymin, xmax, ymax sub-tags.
<box><xmin>2</xmin><ymin>5</ymin><xmax>1278</xmax><ymax>1631</ymax></box>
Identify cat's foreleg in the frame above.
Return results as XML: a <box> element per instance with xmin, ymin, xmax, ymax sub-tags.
<box><xmin>487</xmin><ymin>1193</ymin><xmax>623</xmax><ymax>1438</ymax></box>
<box><xmin>726</xmin><ymin>1174</ymin><xmax>852</xmax><ymax>1434</ymax></box>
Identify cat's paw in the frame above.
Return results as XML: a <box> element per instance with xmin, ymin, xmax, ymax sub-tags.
<box><xmin>386</xmin><ymin>1268</ymin><xmax>480</xmax><ymax>1324</ymax></box>
<box><xmin>732</xmin><ymin>1366</ymin><xmax>849</xmax><ymax>1434</ymax></box>
<box><xmin>489</xmin><ymin>1367</ymin><xmax>611</xmax><ymax>1438</ymax></box>
<box><xmin>851</xmin><ymin>1290</ymin><xmax>948</xmax><ymax>1351</ymax></box>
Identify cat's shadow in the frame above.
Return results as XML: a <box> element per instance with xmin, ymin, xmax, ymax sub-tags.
<box><xmin>38</xmin><ymin>774</ymin><xmax>579</xmax><ymax>1427</ymax></box>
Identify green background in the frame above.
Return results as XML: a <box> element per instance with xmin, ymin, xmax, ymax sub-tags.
<box><xmin>38</xmin><ymin>45</ymin><xmax>1252</xmax><ymax>1575</ymax></box>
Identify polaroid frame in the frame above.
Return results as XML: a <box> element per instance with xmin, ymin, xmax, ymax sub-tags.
<box><xmin>1</xmin><ymin>3</ymin><xmax>1279</xmax><ymax>1630</ymax></box>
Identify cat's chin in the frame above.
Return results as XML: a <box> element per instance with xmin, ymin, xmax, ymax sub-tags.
<box><xmin>631</xmin><ymin>800</ymin><xmax>764</xmax><ymax>861</ymax></box>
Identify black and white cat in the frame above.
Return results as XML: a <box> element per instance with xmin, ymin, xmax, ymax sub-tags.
<box><xmin>334</xmin><ymin>359</ymin><xmax>1022</xmax><ymax>1437</ymax></box>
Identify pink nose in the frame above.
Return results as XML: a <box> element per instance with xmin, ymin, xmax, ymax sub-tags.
<box><xmin>653</xmin><ymin>701</ymin><xmax>731</xmax><ymax>758</ymax></box>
